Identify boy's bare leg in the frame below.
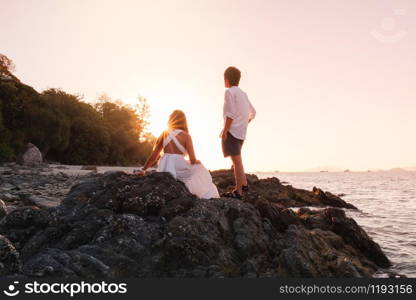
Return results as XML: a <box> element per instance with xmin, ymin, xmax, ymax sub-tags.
<box><xmin>241</xmin><ymin>157</ymin><xmax>248</xmax><ymax>187</ymax></box>
<box><xmin>231</xmin><ymin>155</ymin><xmax>247</xmax><ymax>194</ymax></box>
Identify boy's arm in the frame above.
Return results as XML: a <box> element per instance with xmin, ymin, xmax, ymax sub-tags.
<box><xmin>248</xmin><ymin>100</ymin><xmax>256</xmax><ymax>122</ymax></box>
<box><xmin>221</xmin><ymin>90</ymin><xmax>235</xmax><ymax>139</ymax></box>
<box><xmin>221</xmin><ymin>117</ymin><xmax>233</xmax><ymax>140</ymax></box>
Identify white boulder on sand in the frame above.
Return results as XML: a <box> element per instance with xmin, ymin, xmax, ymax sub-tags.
<box><xmin>17</xmin><ymin>143</ymin><xmax>43</xmax><ymax>166</ymax></box>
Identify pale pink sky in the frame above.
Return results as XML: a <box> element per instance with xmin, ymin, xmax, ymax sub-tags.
<box><xmin>1</xmin><ymin>0</ymin><xmax>415</xmax><ymax>171</ymax></box>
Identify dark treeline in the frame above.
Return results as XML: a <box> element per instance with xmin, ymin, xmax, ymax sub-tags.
<box><xmin>0</xmin><ymin>54</ymin><xmax>154</xmax><ymax>165</ymax></box>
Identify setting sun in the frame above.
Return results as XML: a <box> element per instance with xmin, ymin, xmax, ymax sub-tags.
<box><xmin>144</xmin><ymin>86</ymin><xmax>227</xmax><ymax>171</ymax></box>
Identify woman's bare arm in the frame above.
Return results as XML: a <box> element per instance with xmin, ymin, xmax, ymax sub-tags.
<box><xmin>141</xmin><ymin>135</ymin><xmax>164</xmax><ymax>172</ymax></box>
<box><xmin>185</xmin><ymin>133</ymin><xmax>200</xmax><ymax>164</ymax></box>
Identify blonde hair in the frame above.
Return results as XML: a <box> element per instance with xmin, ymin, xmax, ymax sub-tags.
<box><xmin>155</xmin><ymin>110</ymin><xmax>189</xmax><ymax>150</ymax></box>
<box><xmin>167</xmin><ymin>110</ymin><xmax>189</xmax><ymax>133</ymax></box>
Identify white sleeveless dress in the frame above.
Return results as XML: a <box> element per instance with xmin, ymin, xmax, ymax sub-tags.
<box><xmin>157</xmin><ymin>129</ymin><xmax>219</xmax><ymax>199</ymax></box>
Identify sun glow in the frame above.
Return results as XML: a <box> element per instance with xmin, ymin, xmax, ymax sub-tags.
<box><xmin>4</xmin><ymin>0</ymin><xmax>416</xmax><ymax>172</ymax></box>
<box><xmin>144</xmin><ymin>87</ymin><xmax>228</xmax><ymax>171</ymax></box>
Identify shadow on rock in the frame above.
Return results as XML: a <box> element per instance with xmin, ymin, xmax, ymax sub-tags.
<box><xmin>0</xmin><ymin>171</ymin><xmax>391</xmax><ymax>278</ymax></box>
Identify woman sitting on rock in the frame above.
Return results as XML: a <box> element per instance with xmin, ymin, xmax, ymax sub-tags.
<box><xmin>138</xmin><ymin>110</ymin><xmax>219</xmax><ymax>199</ymax></box>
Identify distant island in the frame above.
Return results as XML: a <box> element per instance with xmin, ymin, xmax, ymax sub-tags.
<box><xmin>305</xmin><ymin>166</ymin><xmax>345</xmax><ymax>172</ymax></box>
<box><xmin>389</xmin><ymin>168</ymin><xmax>412</xmax><ymax>172</ymax></box>
<box><xmin>305</xmin><ymin>166</ymin><xmax>416</xmax><ymax>173</ymax></box>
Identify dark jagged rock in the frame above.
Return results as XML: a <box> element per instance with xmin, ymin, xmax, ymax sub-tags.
<box><xmin>0</xmin><ymin>171</ymin><xmax>391</xmax><ymax>278</ymax></box>
<box><xmin>211</xmin><ymin>170</ymin><xmax>357</xmax><ymax>209</ymax></box>
<box><xmin>297</xmin><ymin>208</ymin><xmax>390</xmax><ymax>267</ymax></box>
<box><xmin>254</xmin><ymin>200</ymin><xmax>300</xmax><ymax>232</ymax></box>
<box><xmin>0</xmin><ymin>235</ymin><xmax>21</xmax><ymax>276</ymax></box>
<box><xmin>0</xmin><ymin>200</ymin><xmax>7</xmax><ymax>218</ymax></box>
<box><xmin>274</xmin><ymin>225</ymin><xmax>378</xmax><ymax>277</ymax></box>
<box><xmin>16</xmin><ymin>143</ymin><xmax>43</xmax><ymax>167</ymax></box>
<box><xmin>211</xmin><ymin>169</ymin><xmax>259</xmax><ymax>191</ymax></box>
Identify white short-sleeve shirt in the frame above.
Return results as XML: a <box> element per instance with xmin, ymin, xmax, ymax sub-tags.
<box><xmin>223</xmin><ymin>86</ymin><xmax>256</xmax><ymax>140</ymax></box>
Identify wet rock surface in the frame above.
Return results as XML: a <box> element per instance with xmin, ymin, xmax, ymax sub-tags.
<box><xmin>212</xmin><ymin>169</ymin><xmax>357</xmax><ymax>209</ymax></box>
<box><xmin>0</xmin><ymin>167</ymin><xmax>392</xmax><ymax>278</ymax></box>
<box><xmin>0</xmin><ymin>163</ymin><xmax>98</xmax><ymax>212</ymax></box>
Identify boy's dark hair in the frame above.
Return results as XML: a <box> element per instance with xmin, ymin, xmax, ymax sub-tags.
<box><xmin>224</xmin><ymin>66</ymin><xmax>241</xmax><ymax>86</ymax></box>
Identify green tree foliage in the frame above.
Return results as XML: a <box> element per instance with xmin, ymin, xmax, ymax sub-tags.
<box><xmin>0</xmin><ymin>54</ymin><xmax>15</xmax><ymax>77</ymax></box>
<box><xmin>0</xmin><ymin>101</ymin><xmax>14</xmax><ymax>161</ymax></box>
<box><xmin>94</xmin><ymin>94</ymin><xmax>153</xmax><ymax>165</ymax></box>
<box><xmin>0</xmin><ymin>54</ymin><xmax>154</xmax><ymax>165</ymax></box>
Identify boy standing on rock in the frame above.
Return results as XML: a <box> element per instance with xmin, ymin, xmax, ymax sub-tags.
<box><xmin>220</xmin><ymin>66</ymin><xmax>256</xmax><ymax>199</ymax></box>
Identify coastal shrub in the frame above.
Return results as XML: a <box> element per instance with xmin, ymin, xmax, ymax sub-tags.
<box><xmin>0</xmin><ymin>143</ymin><xmax>14</xmax><ymax>161</ymax></box>
<box><xmin>0</xmin><ymin>54</ymin><xmax>154</xmax><ymax>165</ymax></box>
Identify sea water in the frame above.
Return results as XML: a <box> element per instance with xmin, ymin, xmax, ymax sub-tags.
<box><xmin>256</xmin><ymin>171</ymin><xmax>416</xmax><ymax>277</ymax></box>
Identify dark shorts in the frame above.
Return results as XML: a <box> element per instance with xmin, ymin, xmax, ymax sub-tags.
<box><xmin>222</xmin><ymin>132</ymin><xmax>244</xmax><ymax>157</ymax></box>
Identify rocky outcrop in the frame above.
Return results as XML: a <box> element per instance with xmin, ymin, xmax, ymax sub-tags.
<box><xmin>17</xmin><ymin>143</ymin><xmax>43</xmax><ymax>167</ymax></box>
<box><xmin>211</xmin><ymin>169</ymin><xmax>357</xmax><ymax>209</ymax></box>
<box><xmin>0</xmin><ymin>163</ymin><xmax>98</xmax><ymax>212</ymax></box>
<box><xmin>0</xmin><ymin>171</ymin><xmax>390</xmax><ymax>278</ymax></box>
<box><xmin>0</xmin><ymin>235</ymin><xmax>21</xmax><ymax>276</ymax></box>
